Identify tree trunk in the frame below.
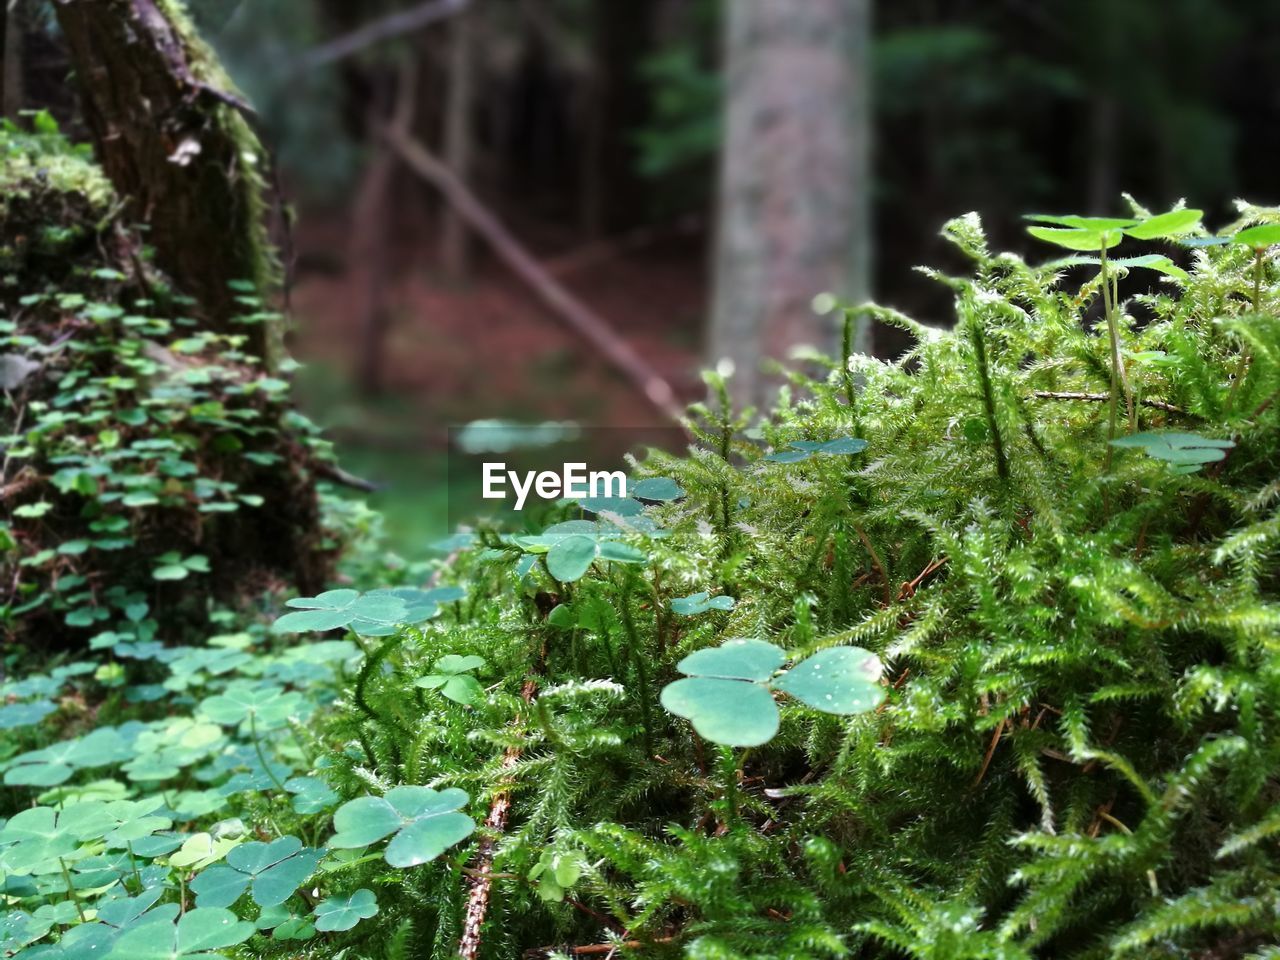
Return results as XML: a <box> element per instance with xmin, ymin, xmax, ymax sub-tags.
<box><xmin>2</xmin><ymin>1</ymin><xmax>25</xmax><ymax>119</ymax></box>
<box><xmin>440</xmin><ymin>5</ymin><xmax>476</xmax><ymax>277</ymax></box>
<box><xmin>53</xmin><ymin>0</ymin><xmax>277</xmax><ymax>360</ymax></box>
<box><xmin>708</xmin><ymin>0</ymin><xmax>873</xmax><ymax>411</ymax></box>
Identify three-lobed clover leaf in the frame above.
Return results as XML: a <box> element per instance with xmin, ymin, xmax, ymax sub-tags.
<box><xmin>348</xmin><ymin>586</ymin><xmax>464</xmax><ymax>636</ymax></box>
<box><xmin>200</xmin><ymin>682</ymin><xmax>302</xmax><ymax>732</ymax></box>
<box><xmin>328</xmin><ymin>786</ymin><xmax>474</xmax><ymax>868</ymax></box>
<box><xmin>1027</xmin><ymin>208</ymin><xmax>1203</xmax><ymax>251</ymax></box>
<box><xmin>271</xmin><ymin>589</ymin><xmax>408</xmax><ymax>634</ymax></box>
<box><xmin>670</xmin><ymin>592</ymin><xmax>736</xmax><ymax>616</ymax></box>
<box><xmin>109</xmin><ymin>905</ymin><xmax>255</xmax><ymax>959</ymax></box>
<box><xmin>415</xmin><ymin>655</ymin><xmax>487</xmax><ymax>704</ymax></box>
<box><xmin>189</xmin><ymin>835</ymin><xmax>324</xmax><ymax>908</ymax></box>
<box><xmin>661</xmin><ymin>640</ymin><xmax>885</xmax><ymax>747</ymax></box>
<box><xmin>1109</xmin><ymin>430</ymin><xmax>1235</xmax><ymax>474</ymax></box>
<box><xmin>312</xmin><ymin>888</ymin><xmax>379</xmax><ymax>932</ymax></box>
<box><xmin>660</xmin><ymin>639</ymin><xmax>786</xmax><ymax>746</ymax></box>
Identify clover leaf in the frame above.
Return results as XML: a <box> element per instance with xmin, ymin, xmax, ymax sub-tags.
<box><xmin>283</xmin><ymin>776</ymin><xmax>338</xmax><ymax>814</ymax></box>
<box><xmin>109</xmin><ymin>906</ymin><xmax>255</xmax><ymax>959</ymax></box>
<box><xmin>151</xmin><ymin>552</ymin><xmax>210</xmax><ymax>581</ymax></box>
<box><xmin>1231</xmin><ymin>223</ymin><xmax>1280</xmax><ymax>249</ymax></box>
<box><xmin>313</xmin><ymin>888</ymin><xmax>379</xmax><ymax>932</ymax></box>
<box><xmin>167</xmin><ymin>832</ymin><xmax>239</xmax><ymax>870</ymax></box>
<box><xmin>661</xmin><ymin>640</ymin><xmax>886</xmax><ymax>747</ymax></box>
<box><xmin>0</xmin><ymin>700</ymin><xmax>56</xmax><ymax>730</ymax></box>
<box><xmin>200</xmin><ymin>682</ymin><xmax>302</xmax><ymax>731</ymax></box>
<box><xmin>631</xmin><ymin>476</ymin><xmax>684</xmax><ymax>501</ymax></box>
<box><xmin>764</xmin><ymin>437</ymin><xmax>868</xmax><ymax>462</ymax></box>
<box><xmin>272</xmin><ymin>589</ymin><xmax>408</xmax><ymax>634</ymax></box>
<box><xmin>415</xmin><ymin>655</ymin><xmax>486</xmax><ymax>704</ymax></box>
<box><xmin>771</xmin><ymin>646</ymin><xmax>884</xmax><ymax>714</ymax></box>
<box><xmin>328</xmin><ymin>786</ymin><xmax>474</xmax><ymax>868</ymax></box>
<box><xmin>660</xmin><ymin>639</ymin><xmax>786</xmax><ymax>747</ymax></box>
<box><xmin>1109</xmin><ymin>431</ymin><xmax>1234</xmax><ymax>474</ymax></box>
<box><xmin>190</xmin><ymin>836</ymin><xmax>324</xmax><ymax>908</ymax></box>
<box><xmin>670</xmin><ymin>592</ymin><xmax>736</xmax><ymax>616</ymax></box>
<box><xmin>545</xmin><ymin>534</ymin><xmax>598</xmax><ymax>582</ymax></box>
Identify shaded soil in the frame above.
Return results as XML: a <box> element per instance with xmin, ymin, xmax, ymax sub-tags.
<box><xmin>288</xmin><ymin>210</ymin><xmax>708</xmax><ymax>433</ymax></box>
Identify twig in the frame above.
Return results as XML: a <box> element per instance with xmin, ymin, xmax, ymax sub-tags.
<box><xmin>523</xmin><ymin>938</ymin><xmax>673</xmax><ymax>958</ymax></box>
<box><xmin>973</xmin><ymin>717</ymin><xmax>1006</xmax><ymax>787</ymax></box>
<box><xmin>382</xmin><ymin>126</ymin><xmax>683</xmax><ymax>422</ymax></box>
<box><xmin>1032</xmin><ymin>391</ymin><xmax>1185</xmax><ymax>415</ymax></box>
<box><xmin>289</xmin><ymin>0</ymin><xmax>468</xmax><ymax>73</ymax></box>
<box><xmin>458</xmin><ymin>678</ymin><xmax>538</xmax><ymax>959</ymax></box>
<box><xmin>313</xmin><ymin>461</ymin><xmax>382</xmax><ymax>493</ymax></box>
<box><xmin>541</xmin><ymin>217</ymin><xmax>702</xmax><ymax>278</ymax></box>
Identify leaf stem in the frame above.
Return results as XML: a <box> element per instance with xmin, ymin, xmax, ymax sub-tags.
<box><xmin>59</xmin><ymin>857</ymin><xmax>86</xmax><ymax>922</ymax></box>
<box><xmin>249</xmin><ymin>712</ymin><xmax>289</xmax><ymax>795</ymax></box>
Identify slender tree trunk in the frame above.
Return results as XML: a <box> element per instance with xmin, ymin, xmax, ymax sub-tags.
<box><xmin>441</xmin><ymin>5</ymin><xmax>476</xmax><ymax>277</ymax></box>
<box><xmin>708</xmin><ymin>0</ymin><xmax>873</xmax><ymax>411</ymax></box>
<box><xmin>53</xmin><ymin>0</ymin><xmax>277</xmax><ymax>360</ymax></box>
<box><xmin>2</xmin><ymin>2</ymin><xmax>25</xmax><ymax>119</ymax></box>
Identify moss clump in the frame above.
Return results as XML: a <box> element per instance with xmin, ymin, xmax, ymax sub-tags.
<box><xmin>313</xmin><ymin>203</ymin><xmax>1280</xmax><ymax>958</ymax></box>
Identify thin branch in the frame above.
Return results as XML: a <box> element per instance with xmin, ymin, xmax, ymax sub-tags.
<box><xmin>290</xmin><ymin>0</ymin><xmax>468</xmax><ymax>74</ymax></box>
<box><xmin>458</xmin><ymin>678</ymin><xmax>538</xmax><ymax>959</ymax></box>
<box><xmin>383</xmin><ymin>126</ymin><xmax>683</xmax><ymax>422</ymax></box>
<box><xmin>1032</xmin><ymin>391</ymin><xmax>1186</xmax><ymax>415</ymax></box>
<box><xmin>523</xmin><ymin>938</ymin><xmax>673</xmax><ymax>958</ymax></box>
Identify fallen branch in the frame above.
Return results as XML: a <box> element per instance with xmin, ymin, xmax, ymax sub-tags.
<box><xmin>1032</xmin><ymin>391</ymin><xmax>1185</xmax><ymax>415</ymax></box>
<box><xmin>290</xmin><ymin>0</ymin><xmax>467</xmax><ymax>74</ymax></box>
<box><xmin>382</xmin><ymin>127</ymin><xmax>683</xmax><ymax>423</ymax></box>
<box><xmin>542</xmin><ymin>216</ymin><xmax>703</xmax><ymax>278</ymax></box>
<box><xmin>458</xmin><ymin>678</ymin><xmax>538</xmax><ymax>959</ymax></box>
<box><xmin>523</xmin><ymin>937</ymin><xmax>673</xmax><ymax>958</ymax></box>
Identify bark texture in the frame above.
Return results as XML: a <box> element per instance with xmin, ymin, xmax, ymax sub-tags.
<box><xmin>708</xmin><ymin>0</ymin><xmax>873</xmax><ymax>410</ymax></box>
<box><xmin>53</xmin><ymin>0</ymin><xmax>275</xmax><ymax>357</ymax></box>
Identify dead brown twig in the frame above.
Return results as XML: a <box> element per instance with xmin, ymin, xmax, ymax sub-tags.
<box><xmin>1032</xmin><ymin>391</ymin><xmax>1185</xmax><ymax>415</ymax></box>
<box><xmin>458</xmin><ymin>679</ymin><xmax>537</xmax><ymax>959</ymax></box>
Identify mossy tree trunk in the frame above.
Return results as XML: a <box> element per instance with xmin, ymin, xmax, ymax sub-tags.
<box><xmin>53</xmin><ymin>0</ymin><xmax>276</xmax><ymax>359</ymax></box>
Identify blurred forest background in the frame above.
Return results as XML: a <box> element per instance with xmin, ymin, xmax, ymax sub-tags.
<box><xmin>4</xmin><ymin>0</ymin><xmax>1279</xmax><ymax>550</ymax></box>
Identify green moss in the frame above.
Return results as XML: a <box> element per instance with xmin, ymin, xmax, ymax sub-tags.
<box><xmin>0</xmin><ymin>117</ymin><xmax>115</xmax><ymax>213</ymax></box>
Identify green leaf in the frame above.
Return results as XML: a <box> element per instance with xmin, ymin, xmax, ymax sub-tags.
<box><xmin>274</xmin><ymin>589</ymin><xmax>409</xmax><ymax>634</ymax></box>
<box><xmin>670</xmin><ymin>592</ymin><xmax>736</xmax><ymax>616</ymax></box>
<box><xmin>676</xmin><ymin>638</ymin><xmax>786</xmax><ymax>682</ymax></box>
<box><xmin>660</xmin><ymin>677</ymin><xmax>780</xmax><ymax>747</ymax></box>
<box><xmin>1109</xmin><ymin>255</ymin><xmax>1190</xmax><ymax>282</ymax></box>
<box><xmin>631</xmin><ymin>477</ymin><xmax>684</xmax><ymax>501</ymax></box>
<box><xmin>1123</xmin><ymin>208</ymin><xmax>1202</xmax><ymax>240</ymax></box>
<box><xmin>545</xmin><ymin>535</ymin><xmax>598</xmax><ymax>582</ymax></box>
<box><xmin>1027</xmin><ymin>225</ymin><xmax>1123</xmax><ymax>251</ymax></box>
<box><xmin>313</xmin><ymin>888</ymin><xmax>379</xmax><ymax>933</ymax></box>
<box><xmin>1232</xmin><ymin>223</ymin><xmax>1280</xmax><ymax>248</ymax></box>
<box><xmin>328</xmin><ymin>796</ymin><xmax>404</xmax><ymax>848</ymax></box>
<box><xmin>329</xmin><ymin>787</ymin><xmax>475</xmax><ymax>868</ymax></box>
<box><xmin>1025</xmin><ymin>214</ymin><xmax>1137</xmax><ymax>230</ymax></box>
<box><xmin>771</xmin><ymin>646</ymin><xmax>884</xmax><ymax>714</ymax></box>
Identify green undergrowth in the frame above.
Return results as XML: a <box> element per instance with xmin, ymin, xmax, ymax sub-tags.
<box><xmin>4</xmin><ymin>198</ymin><xmax>1280</xmax><ymax>959</ymax></box>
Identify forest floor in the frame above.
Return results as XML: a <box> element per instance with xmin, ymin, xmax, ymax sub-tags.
<box><xmin>286</xmin><ymin>212</ymin><xmax>706</xmax><ymax>553</ymax></box>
